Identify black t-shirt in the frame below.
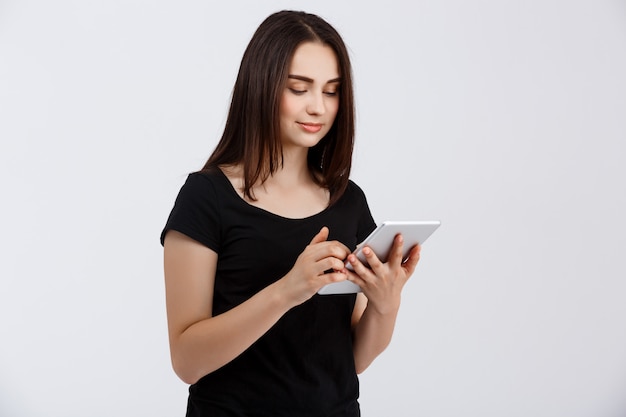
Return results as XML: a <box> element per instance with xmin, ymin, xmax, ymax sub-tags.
<box><xmin>161</xmin><ymin>169</ymin><xmax>376</xmax><ymax>417</ymax></box>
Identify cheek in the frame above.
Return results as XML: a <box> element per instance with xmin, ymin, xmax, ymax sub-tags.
<box><xmin>328</xmin><ymin>100</ymin><xmax>340</xmax><ymax>121</ymax></box>
<box><xmin>279</xmin><ymin>94</ymin><xmax>296</xmax><ymax>120</ymax></box>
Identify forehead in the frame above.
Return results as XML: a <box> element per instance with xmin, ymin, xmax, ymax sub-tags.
<box><xmin>288</xmin><ymin>42</ymin><xmax>340</xmax><ymax>79</ymax></box>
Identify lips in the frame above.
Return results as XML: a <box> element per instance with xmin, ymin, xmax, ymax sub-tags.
<box><xmin>298</xmin><ymin>122</ymin><xmax>323</xmax><ymax>133</ymax></box>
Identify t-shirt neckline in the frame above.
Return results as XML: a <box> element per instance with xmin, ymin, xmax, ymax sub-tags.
<box><xmin>214</xmin><ymin>167</ymin><xmax>333</xmax><ymax>222</ymax></box>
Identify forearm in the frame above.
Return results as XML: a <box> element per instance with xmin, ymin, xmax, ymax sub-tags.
<box><xmin>171</xmin><ymin>281</ymin><xmax>292</xmax><ymax>384</ymax></box>
<box><xmin>352</xmin><ymin>300</ymin><xmax>400</xmax><ymax>374</ymax></box>
<box><xmin>165</xmin><ymin>227</ymin><xmax>351</xmax><ymax>384</ymax></box>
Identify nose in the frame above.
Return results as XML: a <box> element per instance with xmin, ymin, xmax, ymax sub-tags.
<box><xmin>306</xmin><ymin>92</ymin><xmax>326</xmax><ymax>116</ymax></box>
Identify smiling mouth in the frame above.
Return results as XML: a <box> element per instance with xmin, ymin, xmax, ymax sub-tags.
<box><xmin>298</xmin><ymin>122</ymin><xmax>323</xmax><ymax>133</ymax></box>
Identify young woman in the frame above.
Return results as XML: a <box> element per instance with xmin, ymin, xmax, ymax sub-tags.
<box><xmin>161</xmin><ymin>10</ymin><xmax>421</xmax><ymax>417</ymax></box>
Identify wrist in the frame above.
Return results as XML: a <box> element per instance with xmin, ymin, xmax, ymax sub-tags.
<box><xmin>266</xmin><ymin>278</ymin><xmax>299</xmax><ymax>311</ymax></box>
<box><xmin>366</xmin><ymin>296</ymin><xmax>401</xmax><ymax>317</ymax></box>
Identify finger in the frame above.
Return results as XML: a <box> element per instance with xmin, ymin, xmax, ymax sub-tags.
<box><xmin>387</xmin><ymin>234</ymin><xmax>405</xmax><ymax>266</ymax></box>
<box><xmin>311</xmin><ymin>240</ymin><xmax>350</xmax><ymax>262</ymax></box>
<box><xmin>346</xmin><ymin>253</ymin><xmax>375</xmax><ymax>284</ymax></box>
<box><xmin>309</xmin><ymin>226</ymin><xmax>329</xmax><ymax>245</ymax></box>
<box><xmin>346</xmin><ymin>269</ymin><xmax>366</xmax><ymax>288</ymax></box>
<box><xmin>319</xmin><ymin>270</ymin><xmax>348</xmax><ymax>285</ymax></box>
<box><xmin>387</xmin><ymin>233</ymin><xmax>404</xmax><ymax>266</ymax></box>
<box><xmin>326</xmin><ymin>241</ymin><xmax>351</xmax><ymax>261</ymax></box>
<box><xmin>318</xmin><ymin>256</ymin><xmax>349</xmax><ymax>275</ymax></box>
<box><xmin>334</xmin><ymin>241</ymin><xmax>351</xmax><ymax>258</ymax></box>
<box><xmin>402</xmin><ymin>244</ymin><xmax>421</xmax><ymax>275</ymax></box>
<box><xmin>361</xmin><ymin>246</ymin><xmax>383</xmax><ymax>274</ymax></box>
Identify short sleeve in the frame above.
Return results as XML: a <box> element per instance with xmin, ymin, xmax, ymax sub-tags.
<box><xmin>160</xmin><ymin>173</ymin><xmax>221</xmax><ymax>252</ymax></box>
<box><xmin>350</xmin><ymin>181</ymin><xmax>377</xmax><ymax>242</ymax></box>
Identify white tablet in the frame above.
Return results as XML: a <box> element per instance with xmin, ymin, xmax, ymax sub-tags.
<box><xmin>317</xmin><ymin>221</ymin><xmax>441</xmax><ymax>295</ymax></box>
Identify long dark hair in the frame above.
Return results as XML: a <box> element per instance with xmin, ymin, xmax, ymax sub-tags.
<box><xmin>202</xmin><ymin>10</ymin><xmax>355</xmax><ymax>206</ymax></box>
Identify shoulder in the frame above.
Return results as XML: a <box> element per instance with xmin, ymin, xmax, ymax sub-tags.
<box><xmin>176</xmin><ymin>168</ymin><xmax>232</xmax><ymax>199</ymax></box>
<box><xmin>329</xmin><ymin>178</ymin><xmax>376</xmax><ymax>242</ymax></box>
<box><xmin>344</xmin><ymin>179</ymin><xmax>368</xmax><ymax>201</ymax></box>
<box><xmin>185</xmin><ymin>168</ymin><xmax>224</xmax><ymax>187</ymax></box>
<box><xmin>160</xmin><ymin>169</ymin><xmax>226</xmax><ymax>249</ymax></box>
<box><xmin>330</xmin><ymin>178</ymin><xmax>370</xmax><ymax>213</ymax></box>
<box><xmin>168</xmin><ymin>168</ymin><xmax>233</xmax><ymax>220</ymax></box>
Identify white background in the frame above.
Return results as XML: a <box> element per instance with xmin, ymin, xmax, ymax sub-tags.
<box><xmin>1</xmin><ymin>1</ymin><xmax>625</xmax><ymax>416</ymax></box>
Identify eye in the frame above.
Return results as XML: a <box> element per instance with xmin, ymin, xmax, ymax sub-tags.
<box><xmin>288</xmin><ymin>88</ymin><xmax>306</xmax><ymax>95</ymax></box>
<box><xmin>324</xmin><ymin>83</ymin><xmax>340</xmax><ymax>97</ymax></box>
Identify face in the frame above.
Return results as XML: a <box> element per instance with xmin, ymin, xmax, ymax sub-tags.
<box><xmin>279</xmin><ymin>42</ymin><xmax>340</xmax><ymax>150</ymax></box>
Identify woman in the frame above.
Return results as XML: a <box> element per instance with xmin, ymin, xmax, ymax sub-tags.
<box><xmin>161</xmin><ymin>10</ymin><xmax>421</xmax><ymax>416</ymax></box>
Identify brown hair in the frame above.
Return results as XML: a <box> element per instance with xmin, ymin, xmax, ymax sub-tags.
<box><xmin>202</xmin><ymin>10</ymin><xmax>355</xmax><ymax>206</ymax></box>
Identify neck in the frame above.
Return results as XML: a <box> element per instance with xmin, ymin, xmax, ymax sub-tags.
<box><xmin>269</xmin><ymin>145</ymin><xmax>311</xmax><ymax>185</ymax></box>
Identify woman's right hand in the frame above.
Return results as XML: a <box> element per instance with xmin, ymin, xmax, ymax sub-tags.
<box><xmin>278</xmin><ymin>226</ymin><xmax>351</xmax><ymax>306</ymax></box>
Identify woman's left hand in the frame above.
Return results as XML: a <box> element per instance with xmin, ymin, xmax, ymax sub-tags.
<box><xmin>346</xmin><ymin>234</ymin><xmax>421</xmax><ymax>314</ymax></box>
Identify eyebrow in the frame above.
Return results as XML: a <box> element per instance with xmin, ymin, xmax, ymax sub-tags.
<box><xmin>288</xmin><ymin>74</ymin><xmax>342</xmax><ymax>84</ymax></box>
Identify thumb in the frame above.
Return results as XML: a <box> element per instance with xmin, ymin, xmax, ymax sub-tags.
<box><xmin>310</xmin><ymin>226</ymin><xmax>329</xmax><ymax>245</ymax></box>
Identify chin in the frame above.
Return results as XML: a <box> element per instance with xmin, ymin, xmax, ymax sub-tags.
<box><xmin>283</xmin><ymin>133</ymin><xmax>326</xmax><ymax>149</ymax></box>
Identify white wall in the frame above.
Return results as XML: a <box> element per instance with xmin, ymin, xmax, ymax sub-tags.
<box><xmin>1</xmin><ymin>1</ymin><xmax>625</xmax><ymax>416</ymax></box>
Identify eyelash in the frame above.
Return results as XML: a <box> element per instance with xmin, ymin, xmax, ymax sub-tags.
<box><xmin>288</xmin><ymin>88</ymin><xmax>338</xmax><ymax>97</ymax></box>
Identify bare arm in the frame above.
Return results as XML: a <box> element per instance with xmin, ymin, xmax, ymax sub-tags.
<box><xmin>349</xmin><ymin>235</ymin><xmax>421</xmax><ymax>373</ymax></box>
<box><xmin>163</xmin><ymin>228</ymin><xmax>350</xmax><ymax>384</ymax></box>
